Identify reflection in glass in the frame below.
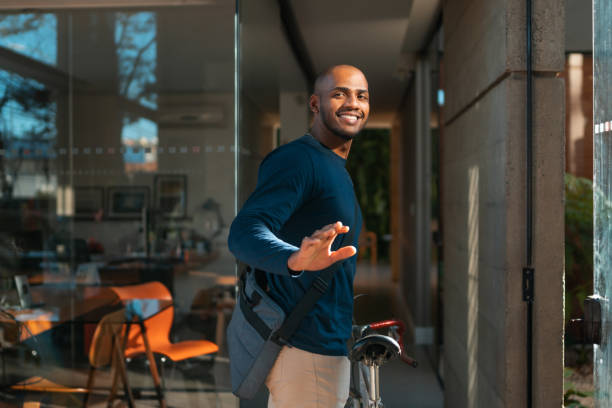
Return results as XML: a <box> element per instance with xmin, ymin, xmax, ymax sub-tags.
<box><xmin>115</xmin><ymin>11</ymin><xmax>157</xmax><ymax>109</ymax></box>
<box><xmin>122</xmin><ymin>116</ymin><xmax>158</xmax><ymax>173</ymax></box>
<box><xmin>0</xmin><ymin>69</ymin><xmax>56</xmax><ymax>199</ymax></box>
<box><xmin>593</xmin><ymin>0</ymin><xmax>612</xmax><ymax>405</ymax></box>
<box><xmin>0</xmin><ymin>14</ymin><xmax>57</xmax><ymax>66</ymax></box>
<box><xmin>115</xmin><ymin>12</ymin><xmax>158</xmax><ymax>173</ymax></box>
<box><xmin>0</xmin><ymin>4</ymin><xmax>238</xmax><ymax>405</ymax></box>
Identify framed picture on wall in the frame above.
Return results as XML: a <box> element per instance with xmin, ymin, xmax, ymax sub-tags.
<box><xmin>107</xmin><ymin>186</ymin><xmax>149</xmax><ymax>219</ymax></box>
<box><xmin>154</xmin><ymin>175</ymin><xmax>187</xmax><ymax>219</ymax></box>
<box><xmin>74</xmin><ymin>187</ymin><xmax>104</xmax><ymax>219</ymax></box>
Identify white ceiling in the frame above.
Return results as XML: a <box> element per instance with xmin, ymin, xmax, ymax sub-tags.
<box><xmin>291</xmin><ymin>0</ymin><xmax>440</xmax><ymax>123</ymax></box>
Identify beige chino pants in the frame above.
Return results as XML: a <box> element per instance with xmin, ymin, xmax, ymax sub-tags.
<box><xmin>265</xmin><ymin>345</ymin><xmax>350</xmax><ymax>408</ymax></box>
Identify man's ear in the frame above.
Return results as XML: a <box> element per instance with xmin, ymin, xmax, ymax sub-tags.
<box><xmin>309</xmin><ymin>94</ymin><xmax>319</xmax><ymax>113</ymax></box>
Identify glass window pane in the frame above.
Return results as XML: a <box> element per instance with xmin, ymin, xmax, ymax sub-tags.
<box><xmin>0</xmin><ymin>4</ymin><xmax>237</xmax><ymax>405</ymax></box>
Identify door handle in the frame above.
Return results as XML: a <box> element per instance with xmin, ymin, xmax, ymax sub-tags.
<box><xmin>569</xmin><ymin>295</ymin><xmax>605</xmax><ymax>345</ymax></box>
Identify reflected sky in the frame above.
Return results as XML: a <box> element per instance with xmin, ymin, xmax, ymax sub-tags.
<box><xmin>0</xmin><ymin>69</ymin><xmax>56</xmax><ymax>147</ymax></box>
<box><xmin>115</xmin><ymin>12</ymin><xmax>157</xmax><ymax>110</ymax></box>
<box><xmin>0</xmin><ymin>11</ymin><xmax>161</xmax><ymax>176</ymax></box>
<box><xmin>122</xmin><ymin>116</ymin><xmax>157</xmax><ymax>171</ymax></box>
<box><xmin>0</xmin><ymin>14</ymin><xmax>57</xmax><ymax>66</ymax></box>
<box><xmin>115</xmin><ymin>11</ymin><xmax>159</xmax><ymax>172</ymax></box>
<box><xmin>0</xmin><ymin>13</ymin><xmax>57</xmax><ymax>147</ymax></box>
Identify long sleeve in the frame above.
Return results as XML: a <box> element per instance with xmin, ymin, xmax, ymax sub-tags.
<box><xmin>228</xmin><ymin>146</ymin><xmax>314</xmax><ymax>276</ymax></box>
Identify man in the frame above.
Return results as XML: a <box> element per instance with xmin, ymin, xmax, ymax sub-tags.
<box><xmin>228</xmin><ymin>64</ymin><xmax>369</xmax><ymax>407</ymax></box>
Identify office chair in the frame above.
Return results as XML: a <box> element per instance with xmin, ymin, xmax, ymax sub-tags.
<box><xmin>109</xmin><ymin>282</ymin><xmax>218</xmax><ymax>388</ymax></box>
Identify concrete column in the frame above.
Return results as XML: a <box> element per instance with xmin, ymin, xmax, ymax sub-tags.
<box><xmin>392</xmin><ymin>56</ymin><xmax>434</xmax><ymax>344</ymax></box>
<box><xmin>414</xmin><ymin>58</ymin><xmax>433</xmax><ymax>342</ymax></box>
<box><xmin>442</xmin><ymin>0</ymin><xmax>564</xmax><ymax>407</ymax></box>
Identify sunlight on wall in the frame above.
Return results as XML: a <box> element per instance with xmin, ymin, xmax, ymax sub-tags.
<box><xmin>567</xmin><ymin>53</ymin><xmax>585</xmax><ymax>175</ymax></box>
<box><xmin>467</xmin><ymin>165</ymin><xmax>480</xmax><ymax>406</ymax></box>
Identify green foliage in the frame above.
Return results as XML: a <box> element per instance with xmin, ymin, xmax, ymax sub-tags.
<box><xmin>346</xmin><ymin>129</ymin><xmax>390</xmax><ymax>261</ymax></box>
<box><xmin>564</xmin><ymin>173</ymin><xmax>593</xmax><ymax>324</ymax></box>
<box><xmin>563</xmin><ymin>367</ymin><xmax>593</xmax><ymax>408</ymax></box>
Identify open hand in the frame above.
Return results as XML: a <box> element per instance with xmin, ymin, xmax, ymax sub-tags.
<box><xmin>287</xmin><ymin>221</ymin><xmax>356</xmax><ymax>272</ymax></box>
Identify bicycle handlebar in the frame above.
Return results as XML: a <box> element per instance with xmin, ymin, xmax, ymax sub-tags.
<box><xmin>364</xmin><ymin>319</ymin><xmax>418</xmax><ymax>368</ymax></box>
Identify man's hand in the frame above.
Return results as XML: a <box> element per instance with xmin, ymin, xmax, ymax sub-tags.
<box><xmin>287</xmin><ymin>221</ymin><xmax>356</xmax><ymax>272</ymax></box>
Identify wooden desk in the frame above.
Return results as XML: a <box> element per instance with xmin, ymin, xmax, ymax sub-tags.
<box><xmin>2</xmin><ymin>286</ymin><xmax>116</xmax><ymax>341</ymax></box>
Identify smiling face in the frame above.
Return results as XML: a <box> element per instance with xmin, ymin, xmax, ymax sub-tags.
<box><xmin>311</xmin><ymin>65</ymin><xmax>370</xmax><ymax>141</ymax></box>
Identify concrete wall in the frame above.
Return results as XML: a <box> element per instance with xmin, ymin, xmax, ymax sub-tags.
<box><xmin>442</xmin><ymin>0</ymin><xmax>565</xmax><ymax>406</ymax></box>
<box><xmin>392</xmin><ymin>57</ymin><xmax>434</xmax><ymax>343</ymax></box>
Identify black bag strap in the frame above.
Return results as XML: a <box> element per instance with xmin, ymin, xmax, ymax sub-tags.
<box><xmin>270</xmin><ymin>261</ymin><xmax>341</xmax><ymax>345</ymax></box>
<box><xmin>237</xmin><ymin>275</ymin><xmax>272</xmax><ymax>340</ymax></box>
<box><xmin>271</xmin><ymin>200</ymin><xmax>360</xmax><ymax>345</ymax></box>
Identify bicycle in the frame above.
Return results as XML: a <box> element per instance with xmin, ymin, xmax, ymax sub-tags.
<box><xmin>345</xmin><ymin>318</ymin><xmax>418</xmax><ymax>408</ymax></box>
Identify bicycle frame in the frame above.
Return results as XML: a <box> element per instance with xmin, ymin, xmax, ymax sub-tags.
<box><xmin>346</xmin><ymin>319</ymin><xmax>417</xmax><ymax>408</ymax></box>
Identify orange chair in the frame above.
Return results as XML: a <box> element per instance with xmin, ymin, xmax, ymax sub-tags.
<box><xmin>12</xmin><ymin>308</ymin><xmax>134</xmax><ymax>408</ymax></box>
<box><xmin>109</xmin><ymin>282</ymin><xmax>218</xmax><ymax>385</ymax></box>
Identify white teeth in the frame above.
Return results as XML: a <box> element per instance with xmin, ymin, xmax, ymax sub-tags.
<box><xmin>339</xmin><ymin>114</ymin><xmax>358</xmax><ymax>124</ymax></box>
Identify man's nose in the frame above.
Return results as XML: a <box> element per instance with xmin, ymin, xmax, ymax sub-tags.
<box><xmin>343</xmin><ymin>93</ymin><xmax>360</xmax><ymax>109</ymax></box>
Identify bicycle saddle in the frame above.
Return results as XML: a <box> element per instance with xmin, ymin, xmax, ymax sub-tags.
<box><xmin>350</xmin><ymin>334</ymin><xmax>401</xmax><ymax>365</ymax></box>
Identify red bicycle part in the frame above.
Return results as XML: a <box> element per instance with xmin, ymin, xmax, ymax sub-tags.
<box><xmin>367</xmin><ymin>319</ymin><xmax>418</xmax><ymax>368</ymax></box>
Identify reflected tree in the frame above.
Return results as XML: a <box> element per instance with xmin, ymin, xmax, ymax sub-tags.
<box><xmin>0</xmin><ymin>72</ymin><xmax>55</xmax><ymax>199</ymax></box>
<box><xmin>0</xmin><ymin>13</ymin><xmax>57</xmax><ymax>199</ymax></box>
<box><xmin>0</xmin><ymin>13</ymin><xmax>57</xmax><ymax>65</ymax></box>
<box><xmin>115</xmin><ymin>12</ymin><xmax>157</xmax><ymax>110</ymax></box>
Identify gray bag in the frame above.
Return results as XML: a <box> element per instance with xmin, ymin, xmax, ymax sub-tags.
<box><xmin>226</xmin><ymin>265</ymin><xmax>339</xmax><ymax>399</ymax></box>
<box><xmin>227</xmin><ymin>268</ymin><xmax>285</xmax><ymax>399</ymax></box>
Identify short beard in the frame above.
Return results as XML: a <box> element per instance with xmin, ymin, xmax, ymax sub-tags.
<box><xmin>322</xmin><ymin>113</ymin><xmax>359</xmax><ymax>141</ymax></box>
<box><xmin>332</xmin><ymin>128</ymin><xmax>355</xmax><ymax>141</ymax></box>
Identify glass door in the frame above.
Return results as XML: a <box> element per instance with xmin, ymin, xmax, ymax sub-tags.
<box><xmin>593</xmin><ymin>0</ymin><xmax>612</xmax><ymax>405</ymax></box>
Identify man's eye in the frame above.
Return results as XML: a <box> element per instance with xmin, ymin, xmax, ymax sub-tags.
<box><xmin>359</xmin><ymin>94</ymin><xmax>369</xmax><ymax>100</ymax></box>
<box><xmin>333</xmin><ymin>92</ymin><xmax>343</xmax><ymax>97</ymax></box>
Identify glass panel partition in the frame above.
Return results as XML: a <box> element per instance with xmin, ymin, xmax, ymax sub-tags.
<box><xmin>593</xmin><ymin>0</ymin><xmax>612</xmax><ymax>405</ymax></box>
<box><xmin>0</xmin><ymin>4</ymin><xmax>237</xmax><ymax>406</ymax></box>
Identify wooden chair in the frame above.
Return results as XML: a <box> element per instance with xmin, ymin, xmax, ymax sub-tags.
<box><xmin>11</xmin><ymin>308</ymin><xmax>134</xmax><ymax>408</ymax></box>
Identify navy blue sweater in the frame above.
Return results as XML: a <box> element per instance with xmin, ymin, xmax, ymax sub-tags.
<box><xmin>228</xmin><ymin>134</ymin><xmax>362</xmax><ymax>356</ymax></box>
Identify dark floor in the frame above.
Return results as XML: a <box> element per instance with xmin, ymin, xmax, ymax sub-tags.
<box><xmin>2</xmin><ymin>263</ymin><xmax>443</xmax><ymax>407</ymax></box>
<box><xmin>241</xmin><ymin>263</ymin><xmax>444</xmax><ymax>408</ymax></box>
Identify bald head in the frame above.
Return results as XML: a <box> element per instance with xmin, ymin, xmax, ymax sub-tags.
<box><xmin>314</xmin><ymin>65</ymin><xmax>368</xmax><ymax>96</ymax></box>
